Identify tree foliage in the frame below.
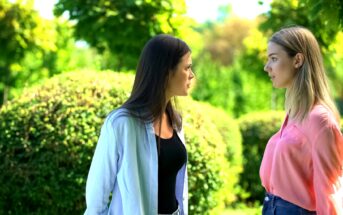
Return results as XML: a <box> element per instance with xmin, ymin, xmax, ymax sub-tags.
<box><xmin>54</xmin><ymin>0</ymin><xmax>188</xmax><ymax>70</ymax></box>
<box><xmin>12</xmin><ymin>18</ymin><xmax>74</xmax><ymax>86</ymax></box>
<box><xmin>329</xmin><ymin>32</ymin><xmax>343</xmax><ymax>109</ymax></box>
<box><xmin>201</xmin><ymin>18</ymin><xmax>253</xmax><ymax>66</ymax></box>
<box><xmin>191</xmin><ymin>16</ymin><xmax>286</xmax><ymax>116</ymax></box>
<box><xmin>0</xmin><ymin>0</ymin><xmax>55</xmax><ymax>104</ymax></box>
<box><xmin>306</xmin><ymin>0</ymin><xmax>343</xmax><ymax>29</ymax></box>
<box><xmin>260</xmin><ymin>0</ymin><xmax>342</xmax><ymax>48</ymax></box>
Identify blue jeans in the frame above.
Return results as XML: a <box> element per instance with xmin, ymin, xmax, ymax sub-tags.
<box><xmin>262</xmin><ymin>193</ymin><xmax>316</xmax><ymax>215</ymax></box>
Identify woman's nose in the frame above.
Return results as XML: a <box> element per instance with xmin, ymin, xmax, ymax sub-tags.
<box><xmin>190</xmin><ymin>71</ymin><xmax>195</xmax><ymax>79</ymax></box>
<box><xmin>264</xmin><ymin>63</ymin><xmax>269</xmax><ymax>73</ymax></box>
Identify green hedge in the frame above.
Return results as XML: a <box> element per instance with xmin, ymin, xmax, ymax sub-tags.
<box><xmin>179</xmin><ymin>98</ymin><xmax>242</xmax><ymax>213</ymax></box>
<box><xmin>238</xmin><ymin>111</ymin><xmax>285</xmax><ymax>204</ymax></box>
<box><xmin>0</xmin><ymin>70</ymin><xmax>242</xmax><ymax>214</ymax></box>
<box><xmin>187</xmin><ymin>101</ymin><xmax>242</xmax><ymax>206</ymax></box>
<box><xmin>0</xmin><ymin>70</ymin><xmax>132</xmax><ymax>214</ymax></box>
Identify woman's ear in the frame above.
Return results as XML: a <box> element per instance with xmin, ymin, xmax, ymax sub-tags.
<box><xmin>294</xmin><ymin>53</ymin><xmax>304</xmax><ymax>69</ymax></box>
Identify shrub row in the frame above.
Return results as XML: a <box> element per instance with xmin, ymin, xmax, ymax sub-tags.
<box><xmin>1</xmin><ymin>70</ymin><xmax>339</xmax><ymax>213</ymax></box>
<box><xmin>0</xmin><ymin>70</ymin><xmax>242</xmax><ymax>215</ymax></box>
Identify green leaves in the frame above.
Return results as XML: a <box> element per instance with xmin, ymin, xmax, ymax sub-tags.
<box><xmin>0</xmin><ymin>70</ymin><xmax>242</xmax><ymax>214</ymax></box>
<box><xmin>0</xmin><ymin>71</ymin><xmax>132</xmax><ymax>214</ymax></box>
<box><xmin>0</xmin><ymin>1</ymin><xmax>58</xmax><ymax>104</ymax></box>
<box><xmin>260</xmin><ymin>0</ymin><xmax>342</xmax><ymax>48</ymax></box>
<box><xmin>238</xmin><ymin>111</ymin><xmax>285</xmax><ymax>203</ymax></box>
<box><xmin>54</xmin><ymin>0</ymin><xmax>188</xmax><ymax>70</ymax></box>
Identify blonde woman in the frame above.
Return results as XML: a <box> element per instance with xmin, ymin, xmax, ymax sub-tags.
<box><xmin>260</xmin><ymin>26</ymin><xmax>343</xmax><ymax>214</ymax></box>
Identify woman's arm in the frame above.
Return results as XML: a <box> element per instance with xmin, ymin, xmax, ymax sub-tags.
<box><xmin>312</xmin><ymin>123</ymin><xmax>343</xmax><ymax>215</ymax></box>
<box><xmin>84</xmin><ymin>116</ymin><xmax>119</xmax><ymax>214</ymax></box>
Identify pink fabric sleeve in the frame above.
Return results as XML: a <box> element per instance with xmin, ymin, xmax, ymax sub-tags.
<box><xmin>312</xmin><ymin>124</ymin><xmax>343</xmax><ymax>215</ymax></box>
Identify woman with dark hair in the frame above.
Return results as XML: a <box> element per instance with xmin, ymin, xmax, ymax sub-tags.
<box><xmin>84</xmin><ymin>34</ymin><xmax>194</xmax><ymax>215</ymax></box>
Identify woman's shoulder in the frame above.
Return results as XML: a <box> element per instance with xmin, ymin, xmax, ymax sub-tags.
<box><xmin>106</xmin><ymin>107</ymin><xmax>131</xmax><ymax>121</ymax></box>
<box><xmin>104</xmin><ymin>108</ymin><xmax>141</xmax><ymax>129</ymax></box>
<box><xmin>307</xmin><ymin>104</ymin><xmax>339</xmax><ymax>129</ymax></box>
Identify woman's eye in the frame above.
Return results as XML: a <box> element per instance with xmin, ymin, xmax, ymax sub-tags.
<box><xmin>271</xmin><ymin>57</ymin><xmax>277</xmax><ymax>62</ymax></box>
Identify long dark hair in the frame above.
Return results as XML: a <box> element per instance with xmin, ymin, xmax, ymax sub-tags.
<box><xmin>122</xmin><ymin>34</ymin><xmax>191</xmax><ymax>131</ymax></box>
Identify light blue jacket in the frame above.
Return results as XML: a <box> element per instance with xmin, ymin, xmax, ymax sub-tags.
<box><xmin>84</xmin><ymin>108</ymin><xmax>188</xmax><ymax>215</ymax></box>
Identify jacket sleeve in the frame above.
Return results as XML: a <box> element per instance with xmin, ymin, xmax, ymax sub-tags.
<box><xmin>312</xmin><ymin>123</ymin><xmax>343</xmax><ymax>215</ymax></box>
<box><xmin>183</xmin><ymin>166</ymin><xmax>188</xmax><ymax>215</ymax></box>
<box><xmin>84</xmin><ymin>116</ymin><xmax>119</xmax><ymax>215</ymax></box>
<box><xmin>179</xmin><ymin>127</ymin><xmax>188</xmax><ymax>215</ymax></box>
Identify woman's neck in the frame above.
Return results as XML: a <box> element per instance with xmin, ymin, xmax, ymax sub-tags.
<box><xmin>154</xmin><ymin>111</ymin><xmax>173</xmax><ymax>139</ymax></box>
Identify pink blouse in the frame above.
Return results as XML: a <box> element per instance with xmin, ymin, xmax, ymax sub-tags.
<box><xmin>260</xmin><ymin>105</ymin><xmax>343</xmax><ymax>215</ymax></box>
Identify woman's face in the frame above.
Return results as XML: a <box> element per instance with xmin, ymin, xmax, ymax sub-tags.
<box><xmin>264</xmin><ymin>42</ymin><xmax>297</xmax><ymax>89</ymax></box>
<box><xmin>166</xmin><ymin>52</ymin><xmax>194</xmax><ymax>99</ymax></box>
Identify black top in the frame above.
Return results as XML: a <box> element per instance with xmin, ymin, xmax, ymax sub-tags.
<box><xmin>156</xmin><ymin>130</ymin><xmax>187</xmax><ymax>214</ymax></box>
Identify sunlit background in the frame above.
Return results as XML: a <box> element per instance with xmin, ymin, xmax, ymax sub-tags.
<box><xmin>0</xmin><ymin>0</ymin><xmax>342</xmax><ymax>214</ymax></box>
<box><xmin>33</xmin><ymin>0</ymin><xmax>272</xmax><ymax>21</ymax></box>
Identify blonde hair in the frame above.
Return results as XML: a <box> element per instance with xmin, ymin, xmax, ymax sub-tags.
<box><xmin>270</xmin><ymin>26</ymin><xmax>340</xmax><ymax>122</ymax></box>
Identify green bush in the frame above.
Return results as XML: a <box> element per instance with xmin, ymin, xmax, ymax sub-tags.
<box><xmin>0</xmin><ymin>70</ymin><xmax>132</xmax><ymax>214</ymax></box>
<box><xmin>238</xmin><ymin>111</ymin><xmax>285</xmax><ymax>204</ymax></box>
<box><xmin>179</xmin><ymin>98</ymin><xmax>242</xmax><ymax>214</ymax></box>
<box><xmin>0</xmin><ymin>70</ymin><xmax>241</xmax><ymax>214</ymax></box>
<box><xmin>188</xmin><ymin>101</ymin><xmax>242</xmax><ymax>206</ymax></box>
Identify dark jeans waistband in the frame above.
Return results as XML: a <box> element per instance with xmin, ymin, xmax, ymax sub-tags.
<box><xmin>263</xmin><ymin>192</ymin><xmax>316</xmax><ymax>215</ymax></box>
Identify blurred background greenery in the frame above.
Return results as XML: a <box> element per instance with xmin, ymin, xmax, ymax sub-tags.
<box><xmin>0</xmin><ymin>0</ymin><xmax>342</xmax><ymax>214</ymax></box>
